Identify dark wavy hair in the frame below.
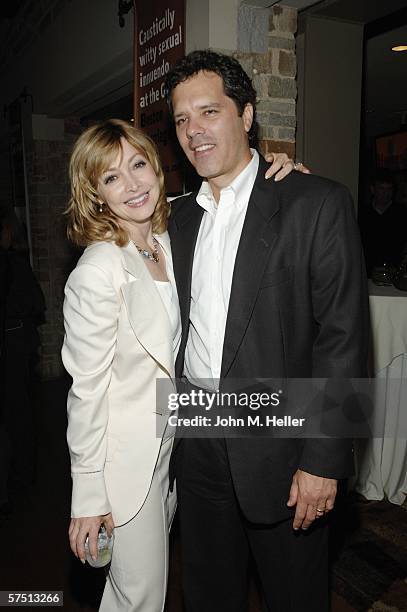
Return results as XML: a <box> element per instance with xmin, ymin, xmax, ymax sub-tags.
<box><xmin>164</xmin><ymin>50</ymin><xmax>258</xmax><ymax>146</ymax></box>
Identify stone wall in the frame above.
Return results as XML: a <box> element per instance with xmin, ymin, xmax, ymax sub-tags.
<box><xmin>236</xmin><ymin>4</ymin><xmax>297</xmax><ymax>159</ymax></box>
<box><xmin>27</xmin><ymin>119</ymin><xmax>81</xmax><ymax>379</ymax></box>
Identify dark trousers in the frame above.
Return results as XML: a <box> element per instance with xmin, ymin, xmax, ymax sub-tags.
<box><xmin>175</xmin><ymin>437</ymin><xmax>329</xmax><ymax>612</ymax></box>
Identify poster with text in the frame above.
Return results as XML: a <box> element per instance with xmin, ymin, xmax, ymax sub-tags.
<box><xmin>134</xmin><ymin>0</ymin><xmax>185</xmax><ymax>193</ymax></box>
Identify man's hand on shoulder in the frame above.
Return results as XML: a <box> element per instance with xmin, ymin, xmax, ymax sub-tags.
<box><xmin>287</xmin><ymin>469</ymin><xmax>337</xmax><ymax>531</ymax></box>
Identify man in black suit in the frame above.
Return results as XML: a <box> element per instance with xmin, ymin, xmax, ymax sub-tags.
<box><xmin>165</xmin><ymin>50</ymin><xmax>369</xmax><ymax>612</ymax></box>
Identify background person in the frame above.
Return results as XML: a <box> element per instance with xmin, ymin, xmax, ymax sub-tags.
<box><xmin>0</xmin><ymin>237</ymin><xmax>10</xmax><ymax>518</ymax></box>
<box><xmin>358</xmin><ymin>169</ymin><xmax>407</xmax><ymax>276</ymax></box>
<box><xmin>0</xmin><ymin>210</ymin><xmax>45</xmax><ymax>512</ymax></box>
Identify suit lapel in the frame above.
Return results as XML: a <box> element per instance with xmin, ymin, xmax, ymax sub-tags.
<box><xmin>169</xmin><ymin>194</ymin><xmax>204</xmax><ymax>337</ymax></box>
<box><xmin>221</xmin><ymin>157</ymin><xmax>281</xmax><ymax>378</ymax></box>
<box><xmin>120</xmin><ymin>243</ymin><xmax>174</xmax><ymax>377</ymax></box>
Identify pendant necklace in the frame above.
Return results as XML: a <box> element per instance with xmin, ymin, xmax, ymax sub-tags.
<box><xmin>132</xmin><ymin>237</ymin><xmax>159</xmax><ymax>263</ymax></box>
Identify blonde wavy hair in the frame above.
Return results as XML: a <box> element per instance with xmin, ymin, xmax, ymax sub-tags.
<box><xmin>66</xmin><ymin>119</ymin><xmax>169</xmax><ymax>247</ymax></box>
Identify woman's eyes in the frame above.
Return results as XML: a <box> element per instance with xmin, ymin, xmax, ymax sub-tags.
<box><xmin>103</xmin><ymin>161</ymin><xmax>146</xmax><ymax>184</ymax></box>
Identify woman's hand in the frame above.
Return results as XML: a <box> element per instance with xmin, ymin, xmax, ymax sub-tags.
<box><xmin>264</xmin><ymin>152</ymin><xmax>311</xmax><ymax>181</ymax></box>
<box><xmin>68</xmin><ymin>513</ymin><xmax>114</xmax><ymax>564</ymax></box>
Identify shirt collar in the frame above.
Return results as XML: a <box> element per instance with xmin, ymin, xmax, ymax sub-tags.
<box><xmin>372</xmin><ymin>198</ymin><xmax>393</xmax><ymax>215</ymax></box>
<box><xmin>196</xmin><ymin>149</ymin><xmax>259</xmax><ymax>214</ymax></box>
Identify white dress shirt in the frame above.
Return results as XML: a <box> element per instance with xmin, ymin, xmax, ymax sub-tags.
<box><xmin>184</xmin><ymin>149</ymin><xmax>259</xmax><ymax>386</ymax></box>
<box><xmin>154</xmin><ymin>280</ymin><xmax>181</xmax><ymax>357</ymax></box>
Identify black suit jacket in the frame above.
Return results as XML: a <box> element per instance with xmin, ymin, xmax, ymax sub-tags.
<box><xmin>168</xmin><ymin>155</ymin><xmax>369</xmax><ymax>524</ymax></box>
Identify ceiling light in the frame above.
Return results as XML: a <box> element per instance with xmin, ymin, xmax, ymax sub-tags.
<box><xmin>392</xmin><ymin>45</ymin><xmax>407</xmax><ymax>52</ymax></box>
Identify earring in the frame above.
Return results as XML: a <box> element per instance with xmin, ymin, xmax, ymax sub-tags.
<box><xmin>98</xmin><ymin>203</ymin><xmax>103</xmax><ymax>213</ymax></box>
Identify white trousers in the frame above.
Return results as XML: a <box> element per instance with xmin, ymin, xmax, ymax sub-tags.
<box><xmin>99</xmin><ymin>436</ymin><xmax>176</xmax><ymax>612</ymax></box>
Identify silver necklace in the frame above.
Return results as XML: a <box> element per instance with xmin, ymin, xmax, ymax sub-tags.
<box><xmin>133</xmin><ymin>236</ymin><xmax>159</xmax><ymax>263</ymax></box>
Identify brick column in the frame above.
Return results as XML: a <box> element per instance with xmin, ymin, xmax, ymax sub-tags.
<box><xmin>27</xmin><ymin>119</ymin><xmax>81</xmax><ymax>379</ymax></box>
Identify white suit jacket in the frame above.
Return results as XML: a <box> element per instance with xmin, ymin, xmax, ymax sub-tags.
<box><xmin>62</xmin><ymin>233</ymin><xmax>175</xmax><ymax>527</ymax></box>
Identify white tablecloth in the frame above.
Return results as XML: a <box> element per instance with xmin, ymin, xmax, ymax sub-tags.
<box><xmin>368</xmin><ymin>283</ymin><xmax>407</xmax><ymax>373</ymax></box>
<box><xmin>354</xmin><ymin>282</ymin><xmax>407</xmax><ymax>505</ymax></box>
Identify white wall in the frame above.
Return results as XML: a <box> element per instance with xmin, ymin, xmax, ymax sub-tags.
<box><xmin>186</xmin><ymin>0</ymin><xmax>240</xmax><ymax>52</ymax></box>
<box><xmin>296</xmin><ymin>15</ymin><xmax>364</xmax><ymax>204</ymax></box>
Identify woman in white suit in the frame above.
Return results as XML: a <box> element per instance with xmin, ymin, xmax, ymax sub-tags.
<box><xmin>62</xmin><ymin>119</ymin><xmax>180</xmax><ymax>611</ymax></box>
